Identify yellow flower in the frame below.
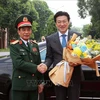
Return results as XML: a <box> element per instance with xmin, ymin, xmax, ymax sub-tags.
<box><xmin>72</xmin><ymin>47</ymin><xmax>82</xmax><ymax>57</ymax></box>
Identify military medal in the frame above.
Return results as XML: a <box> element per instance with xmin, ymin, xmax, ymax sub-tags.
<box><xmin>32</xmin><ymin>47</ymin><xmax>37</xmax><ymax>52</ymax></box>
<box><xmin>19</xmin><ymin>40</ymin><xmax>22</xmax><ymax>44</ymax></box>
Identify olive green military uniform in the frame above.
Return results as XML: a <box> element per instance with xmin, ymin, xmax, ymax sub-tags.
<box><xmin>10</xmin><ymin>14</ymin><xmax>44</xmax><ymax>100</ymax></box>
<box><xmin>10</xmin><ymin>39</ymin><xmax>43</xmax><ymax>100</ymax></box>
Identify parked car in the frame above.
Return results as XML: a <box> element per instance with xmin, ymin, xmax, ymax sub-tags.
<box><xmin>0</xmin><ymin>41</ymin><xmax>100</xmax><ymax>100</ymax></box>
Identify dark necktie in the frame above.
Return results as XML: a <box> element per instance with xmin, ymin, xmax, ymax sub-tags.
<box><xmin>61</xmin><ymin>34</ymin><xmax>66</xmax><ymax>48</ymax></box>
<box><xmin>27</xmin><ymin>42</ymin><xmax>30</xmax><ymax>50</ymax></box>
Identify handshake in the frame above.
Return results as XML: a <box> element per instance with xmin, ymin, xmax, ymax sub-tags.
<box><xmin>37</xmin><ymin>63</ymin><xmax>47</xmax><ymax>73</ymax></box>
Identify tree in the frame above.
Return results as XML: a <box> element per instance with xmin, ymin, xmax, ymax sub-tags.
<box><xmin>32</xmin><ymin>0</ymin><xmax>53</xmax><ymax>41</ymax></box>
<box><xmin>0</xmin><ymin>0</ymin><xmax>39</xmax><ymax>40</ymax></box>
<box><xmin>0</xmin><ymin>0</ymin><xmax>56</xmax><ymax>41</ymax></box>
<box><xmin>77</xmin><ymin>0</ymin><xmax>100</xmax><ymax>38</ymax></box>
<box><xmin>44</xmin><ymin>15</ymin><xmax>57</xmax><ymax>36</ymax></box>
<box><xmin>82</xmin><ymin>24</ymin><xmax>92</xmax><ymax>37</ymax></box>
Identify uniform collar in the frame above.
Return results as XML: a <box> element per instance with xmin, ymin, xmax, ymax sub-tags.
<box><xmin>20</xmin><ymin>38</ymin><xmax>29</xmax><ymax>46</ymax></box>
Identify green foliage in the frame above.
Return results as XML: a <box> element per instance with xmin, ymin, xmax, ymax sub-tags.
<box><xmin>30</xmin><ymin>33</ymin><xmax>34</xmax><ymax>39</ymax></box>
<box><xmin>71</xmin><ymin>26</ymin><xmax>82</xmax><ymax>33</ymax></box>
<box><xmin>32</xmin><ymin>0</ymin><xmax>53</xmax><ymax>41</ymax></box>
<box><xmin>44</xmin><ymin>15</ymin><xmax>57</xmax><ymax>36</ymax></box>
<box><xmin>94</xmin><ymin>20</ymin><xmax>100</xmax><ymax>38</ymax></box>
<box><xmin>0</xmin><ymin>0</ymin><xmax>55</xmax><ymax>41</ymax></box>
<box><xmin>77</xmin><ymin>0</ymin><xmax>88</xmax><ymax>18</ymax></box>
<box><xmin>77</xmin><ymin>0</ymin><xmax>100</xmax><ymax>38</ymax></box>
<box><xmin>0</xmin><ymin>48</ymin><xmax>10</xmax><ymax>52</ymax></box>
<box><xmin>82</xmin><ymin>24</ymin><xmax>92</xmax><ymax>37</ymax></box>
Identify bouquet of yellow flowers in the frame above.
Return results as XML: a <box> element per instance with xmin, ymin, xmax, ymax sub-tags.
<box><xmin>49</xmin><ymin>33</ymin><xmax>100</xmax><ymax>88</ymax></box>
<box><xmin>86</xmin><ymin>39</ymin><xmax>100</xmax><ymax>57</ymax></box>
<box><xmin>68</xmin><ymin>35</ymin><xmax>100</xmax><ymax>58</ymax></box>
<box><xmin>63</xmin><ymin>33</ymin><xmax>100</xmax><ymax>76</ymax></box>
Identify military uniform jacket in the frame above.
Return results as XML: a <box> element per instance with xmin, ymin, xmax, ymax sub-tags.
<box><xmin>10</xmin><ymin>39</ymin><xmax>43</xmax><ymax>91</ymax></box>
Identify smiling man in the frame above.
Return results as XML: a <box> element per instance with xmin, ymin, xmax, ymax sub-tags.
<box><xmin>43</xmin><ymin>11</ymin><xmax>83</xmax><ymax>100</ymax></box>
<box><xmin>10</xmin><ymin>14</ymin><xmax>47</xmax><ymax>100</ymax></box>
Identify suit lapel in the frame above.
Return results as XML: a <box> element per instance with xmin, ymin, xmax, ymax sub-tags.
<box><xmin>53</xmin><ymin>32</ymin><xmax>63</xmax><ymax>53</ymax></box>
<box><xmin>68</xmin><ymin>30</ymin><xmax>72</xmax><ymax>41</ymax></box>
<box><xmin>68</xmin><ymin>30</ymin><xmax>76</xmax><ymax>41</ymax></box>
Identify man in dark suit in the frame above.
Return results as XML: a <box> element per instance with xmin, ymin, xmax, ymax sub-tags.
<box><xmin>43</xmin><ymin>11</ymin><xmax>83</xmax><ymax>100</ymax></box>
<box><xmin>10</xmin><ymin>14</ymin><xmax>47</xmax><ymax>100</ymax></box>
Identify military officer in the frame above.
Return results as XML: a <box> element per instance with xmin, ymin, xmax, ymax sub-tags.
<box><xmin>10</xmin><ymin>14</ymin><xmax>47</xmax><ymax>100</ymax></box>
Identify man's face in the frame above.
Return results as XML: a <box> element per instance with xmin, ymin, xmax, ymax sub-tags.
<box><xmin>18</xmin><ymin>26</ymin><xmax>32</xmax><ymax>41</ymax></box>
<box><xmin>55</xmin><ymin>15</ymin><xmax>70</xmax><ymax>34</ymax></box>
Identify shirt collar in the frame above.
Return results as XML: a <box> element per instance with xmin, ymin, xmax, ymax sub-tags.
<box><xmin>58</xmin><ymin>30</ymin><xmax>68</xmax><ymax>37</ymax></box>
<box><xmin>20</xmin><ymin>38</ymin><xmax>29</xmax><ymax>46</ymax></box>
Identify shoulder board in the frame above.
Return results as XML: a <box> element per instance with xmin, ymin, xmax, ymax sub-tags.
<box><xmin>30</xmin><ymin>40</ymin><xmax>37</xmax><ymax>44</ymax></box>
<box><xmin>10</xmin><ymin>40</ymin><xmax>19</xmax><ymax>44</ymax></box>
<box><xmin>33</xmin><ymin>40</ymin><xmax>37</xmax><ymax>44</ymax></box>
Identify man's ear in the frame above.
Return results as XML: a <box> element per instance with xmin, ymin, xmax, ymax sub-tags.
<box><xmin>17</xmin><ymin>29</ymin><xmax>20</xmax><ymax>35</ymax></box>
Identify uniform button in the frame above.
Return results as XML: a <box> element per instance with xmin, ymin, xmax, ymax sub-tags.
<box><xmin>18</xmin><ymin>76</ymin><xmax>21</xmax><ymax>78</ymax></box>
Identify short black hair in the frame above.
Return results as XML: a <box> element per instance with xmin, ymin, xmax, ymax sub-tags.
<box><xmin>54</xmin><ymin>11</ymin><xmax>70</xmax><ymax>22</ymax></box>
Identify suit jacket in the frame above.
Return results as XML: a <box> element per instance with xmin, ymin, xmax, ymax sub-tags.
<box><xmin>45</xmin><ymin>30</ymin><xmax>84</xmax><ymax>83</ymax></box>
<box><xmin>10</xmin><ymin>39</ymin><xmax>43</xmax><ymax>91</ymax></box>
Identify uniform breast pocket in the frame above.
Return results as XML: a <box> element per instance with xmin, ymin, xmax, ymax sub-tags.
<box><xmin>13</xmin><ymin>75</ymin><xmax>26</xmax><ymax>87</ymax></box>
<box><xmin>31</xmin><ymin>47</ymin><xmax>39</xmax><ymax>55</ymax></box>
<box><xmin>20</xmin><ymin>52</ymin><xmax>29</xmax><ymax>61</ymax></box>
<box><xmin>32</xmin><ymin>51</ymin><xmax>39</xmax><ymax>56</ymax></box>
<box><xmin>31</xmin><ymin>51</ymin><xmax>40</xmax><ymax>62</ymax></box>
<box><xmin>20</xmin><ymin>51</ymin><xmax>28</xmax><ymax>56</ymax></box>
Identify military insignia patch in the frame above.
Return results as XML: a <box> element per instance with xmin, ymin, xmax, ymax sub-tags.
<box><xmin>19</xmin><ymin>40</ymin><xmax>22</xmax><ymax>44</ymax></box>
<box><xmin>32</xmin><ymin>47</ymin><xmax>37</xmax><ymax>52</ymax></box>
<box><xmin>10</xmin><ymin>40</ymin><xmax>19</xmax><ymax>44</ymax></box>
<box><xmin>19</xmin><ymin>49</ymin><xmax>25</xmax><ymax>51</ymax></box>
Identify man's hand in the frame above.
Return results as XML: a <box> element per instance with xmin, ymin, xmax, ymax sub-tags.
<box><xmin>37</xmin><ymin>63</ymin><xmax>47</xmax><ymax>73</ymax></box>
<box><xmin>38</xmin><ymin>84</ymin><xmax>44</xmax><ymax>93</ymax></box>
<box><xmin>81</xmin><ymin>58</ymin><xmax>94</xmax><ymax>65</ymax></box>
<box><xmin>69</xmin><ymin>62</ymin><xmax>80</xmax><ymax>67</ymax></box>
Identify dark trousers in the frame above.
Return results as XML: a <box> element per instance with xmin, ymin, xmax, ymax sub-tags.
<box><xmin>55</xmin><ymin>81</ymin><xmax>80</xmax><ymax>100</ymax></box>
<box><xmin>12</xmin><ymin>90</ymin><xmax>38</xmax><ymax>100</ymax></box>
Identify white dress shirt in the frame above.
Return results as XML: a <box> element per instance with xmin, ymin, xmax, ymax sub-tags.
<box><xmin>58</xmin><ymin>30</ymin><xmax>68</xmax><ymax>45</ymax></box>
<box><xmin>20</xmin><ymin>38</ymin><xmax>29</xmax><ymax>47</ymax></box>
